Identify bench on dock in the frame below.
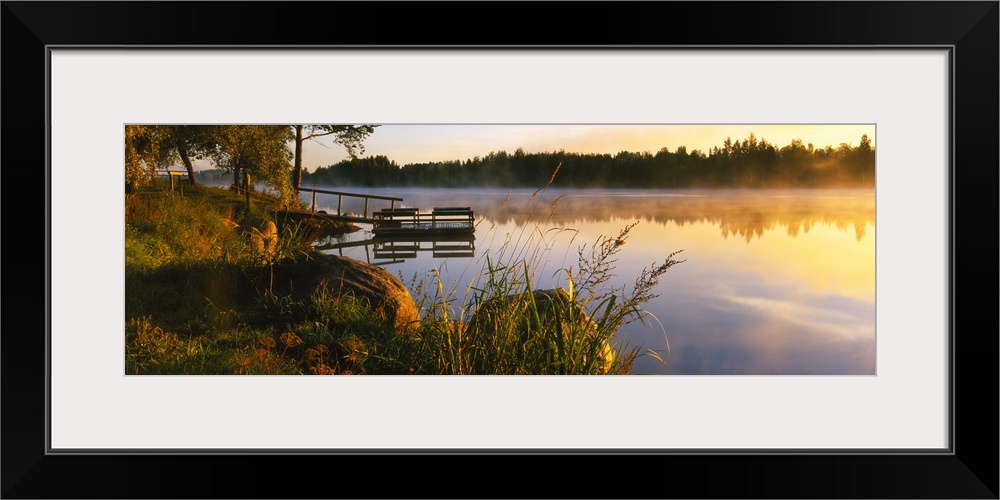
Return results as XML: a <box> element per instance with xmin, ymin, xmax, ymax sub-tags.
<box><xmin>372</xmin><ymin>207</ymin><xmax>475</xmax><ymax>236</ymax></box>
<box><xmin>373</xmin><ymin>208</ymin><xmax>419</xmax><ymax>228</ymax></box>
<box><xmin>430</xmin><ymin>207</ymin><xmax>473</xmax><ymax>229</ymax></box>
<box><xmin>375</xmin><ymin>208</ymin><xmax>418</xmax><ymax>216</ymax></box>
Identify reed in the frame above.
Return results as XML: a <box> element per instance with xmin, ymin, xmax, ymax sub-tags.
<box><xmin>388</xmin><ymin>162</ymin><xmax>685</xmax><ymax>374</ymax></box>
<box><xmin>124</xmin><ymin>176</ymin><xmax>683</xmax><ymax>375</ymax></box>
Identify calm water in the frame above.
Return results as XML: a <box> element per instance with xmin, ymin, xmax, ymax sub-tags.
<box><xmin>303</xmin><ymin>187</ymin><xmax>876</xmax><ymax>375</ymax></box>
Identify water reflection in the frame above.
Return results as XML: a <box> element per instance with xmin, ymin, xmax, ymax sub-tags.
<box><xmin>304</xmin><ymin>188</ymin><xmax>875</xmax><ymax>375</ymax></box>
<box><xmin>307</xmin><ymin>188</ymin><xmax>874</xmax><ymax>244</ymax></box>
<box><xmin>316</xmin><ymin>233</ymin><xmax>476</xmax><ymax>265</ymax></box>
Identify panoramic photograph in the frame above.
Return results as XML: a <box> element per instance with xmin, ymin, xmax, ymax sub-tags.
<box><xmin>124</xmin><ymin>124</ymin><xmax>876</xmax><ymax>375</ymax></box>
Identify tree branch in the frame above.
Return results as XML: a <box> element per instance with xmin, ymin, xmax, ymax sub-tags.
<box><xmin>301</xmin><ymin>130</ymin><xmax>339</xmax><ymax>142</ymax></box>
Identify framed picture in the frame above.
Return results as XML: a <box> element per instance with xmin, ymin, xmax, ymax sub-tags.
<box><xmin>4</xmin><ymin>2</ymin><xmax>996</xmax><ymax>498</ymax></box>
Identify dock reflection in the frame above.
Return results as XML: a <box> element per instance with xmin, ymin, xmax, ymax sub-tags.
<box><xmin>314</xmin><ymin>233</ymin><xmax>476</xmax><ymax>266</ymax></box>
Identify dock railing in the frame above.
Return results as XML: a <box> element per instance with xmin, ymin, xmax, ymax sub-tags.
<box><xmin>297</xmin><ymin>187</ymin><xmax>404</xmax><ymax>220</ymax></box>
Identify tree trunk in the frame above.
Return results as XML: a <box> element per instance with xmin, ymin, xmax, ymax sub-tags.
<box><xmin>176</xmin><ymin>140</ymin><xmax>197</xmax><ymax>186</ymax></box>
<box><xmin>293</xmin><ymin>125</ymin><xmax>304</xmax><ymax>191</ymax></box>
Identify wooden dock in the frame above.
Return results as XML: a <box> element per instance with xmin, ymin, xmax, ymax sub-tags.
<box><xmin>371</xmin><ymin>207</ymin><xmax>475</xmax><ymax>236</ymax></box>
<box><xmin>292</xmin><ymin>187</ymin><xmax>475</xmax><ymax>236</ymax></box>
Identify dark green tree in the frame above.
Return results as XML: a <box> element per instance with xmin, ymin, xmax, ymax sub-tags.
<box><xmin>206</xmin><ymin>125</ymin><xmax>294</xmax><ymax>202</ymax></box>
<box><xmin>124</xmin><ymin>125</ymin><xmax>176</xmax><ymax>191</ymax></box>
<box><xmin>163</xmin><ymin>125</ymin><xmax>219</xmax><ymax>186</ymax></box>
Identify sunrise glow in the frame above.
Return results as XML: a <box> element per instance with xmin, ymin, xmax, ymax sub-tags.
<box><xmin>293</xmin><ymin>124</ymin><xmax>876</xmax><ymax>171</ymax></box>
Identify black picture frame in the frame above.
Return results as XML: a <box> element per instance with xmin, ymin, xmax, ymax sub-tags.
<box><xmin>3</xmin><ymin>2</ymin><xmax>996</xmax><ymax>498</ymax></box>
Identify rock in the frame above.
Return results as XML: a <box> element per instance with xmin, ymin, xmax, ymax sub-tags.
<box><xmin>272</xmin><ymin>254</ymin><xmax>420</xmax><ymax>334</ymax></box>
<box><xmin>274</xmin><ymin>210</ymin><xmax>362</xmax><ymax>240</ymax></box>
<box><xmin>238</xmin><ymin>216</ymin><xmax>278</xmax><ymax>256</ymax></box>
<box><xmin>468</xmin><ymin>288</ymin><xmax>615</xmax><ymax>373</ymax></box>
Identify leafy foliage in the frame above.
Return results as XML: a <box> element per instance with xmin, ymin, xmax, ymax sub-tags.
<box><xmin>205</xmin><ymin>125</ymin><xmax>294</xmax><ymax>202</ymax></box>
<box><xmin>125</xmin><ymin>125</ymin><xmax>173</xmax><ymax>188</ymax></box>
<box><xmin>125</xmin><ymin>125</ymin><xmax>379</xmax><ymax>202</ymax></box>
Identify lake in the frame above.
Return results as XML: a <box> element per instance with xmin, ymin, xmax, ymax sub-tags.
<box><xmin>302</xmin><ymin>187</ymin><xmax>876</xmax><ymax>375</ymax></box>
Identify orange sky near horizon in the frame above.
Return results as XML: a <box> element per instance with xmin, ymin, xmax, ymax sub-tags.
<box><xmin>298</xmin><ymin>124</ymin><xmax>876</xmax><ymax>171</ymax></box>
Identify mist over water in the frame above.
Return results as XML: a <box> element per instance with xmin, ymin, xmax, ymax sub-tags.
<box><xmin>306</xmin><ymin>187</ymin><xmax>876</xmax><ymax>375</ymax></box>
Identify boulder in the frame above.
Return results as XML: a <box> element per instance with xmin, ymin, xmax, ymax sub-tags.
<box><xmin>272</xmin><ymin>254</ymin><xmax>420</xmax><ymax>334</ymax></box>
<box><xmin>468</xmin><ymin>288</ymin><xmax>615</xmax><ymax>373</ymax></box>
<box><xmin>274</xmin><ymin>210</ymin><xmax>362</xmax><ymax>240</ymax></box>
<box><xmin>238</xmin><ymin>216</ymin><xmax>278</xmax><ymax>256</ymax></box>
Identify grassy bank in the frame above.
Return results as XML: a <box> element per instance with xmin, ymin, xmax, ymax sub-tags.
<box><xmin>125</xmin><ymin>183</ymin><xmax>681</xmax><ymax>375</ymax></box>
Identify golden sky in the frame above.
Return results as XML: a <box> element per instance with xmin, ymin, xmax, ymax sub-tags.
<box><xmin>298</xmin><ymin>124</ymin><xmax>876</xmax><ymax>171</ymax></box>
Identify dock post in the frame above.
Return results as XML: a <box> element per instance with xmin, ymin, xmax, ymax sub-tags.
<box><xmin>244</xmin><ymin>172</ymin><xmax>251</xmax><ymax>207</ymax></box>
<box><xmin>337</xmin><ymin>195</ymin><xmax>343</xmax><ymax>215</ymax></box>
<box><xmin>311</xmin><ymin>189</ymin><xmax>317</xmax><ymax>213</ymax></box>
<box><xmin>364</xmin><ymin>197</ymin><xmax>369</xmax><ymax>219</ymax></box>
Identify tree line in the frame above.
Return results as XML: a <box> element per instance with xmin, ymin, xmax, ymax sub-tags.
<box><xmin>303</xmin><ymin>133</ymin><xmax>875</xmax><ymax>189</ymax></box>
<box><xmin>124</xmin><ymin>125</ymin><xmax>377</xmax><ymax>203</ymax></box>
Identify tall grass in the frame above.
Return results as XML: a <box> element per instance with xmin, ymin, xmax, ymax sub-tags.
<box><xmin>398</xmin><ymin>221</ymin><xmax>683</xmax><ymax>374</ymax></box>
<box><xmin>392</xmin><ymin>163</ymin><xmax>685</xmax><ymax>374</ymax></box>
<box><xmin>124</xmin><ymin>175</ymin><xmax>683</xmax><ymax>375</ymax></box>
